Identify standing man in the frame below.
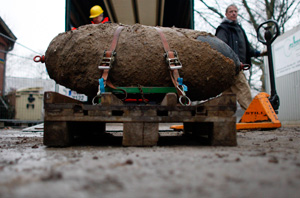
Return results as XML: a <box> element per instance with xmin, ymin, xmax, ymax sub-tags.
<box><xmin>215</xmin><ymin>4</ymin><xmax>262</xmax><ymax>110</ymax></box>
<box><xmin>89</xmin><ymin>5</ymin><xmax>110</xmax><ymax>24</ymax></box>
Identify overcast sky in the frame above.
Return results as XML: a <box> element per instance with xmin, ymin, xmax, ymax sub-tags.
<box><xmin>0</xmin><ymin>0</ymin><xmax>65</xmax><ymax>56</ymax></box>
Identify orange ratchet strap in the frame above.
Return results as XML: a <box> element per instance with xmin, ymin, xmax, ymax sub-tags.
<box><xmin>98</xmin><ymin>26</ymin><xmax>124</xmax><ymax>88</ymax></box>
<box><xmin>93</xmin><ymin>26</ymin><xmax>126</xmax><ymax>104</ymax></box>
<box><xmin>154</xmin><ymin>27</ymin><xmax>191</xmax><ymax>106</ymax></box>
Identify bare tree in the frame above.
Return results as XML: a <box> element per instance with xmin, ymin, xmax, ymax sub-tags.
<box><xmin>195</xmin><ymin>0</ymin><xmax>300</xmax><ymax>92</ymax></box>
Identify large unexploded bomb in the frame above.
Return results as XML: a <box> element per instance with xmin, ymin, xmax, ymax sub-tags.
<box><xmin>44</xmin><ymin>23</ymin><xmax>241</xmax><ymax>101</ymax></box>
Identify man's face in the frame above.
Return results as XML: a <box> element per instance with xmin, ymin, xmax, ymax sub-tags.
<box><xmin>226</xmin><ymin>6</ymin><xmax>238</xmax><ymax>21</ymax></box>
<box><xmin>93</xmin><ymin>14</ymin><xmax>103</xmax><ymax>24</ymax></box>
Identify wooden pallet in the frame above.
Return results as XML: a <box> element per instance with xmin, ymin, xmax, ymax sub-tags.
<box><xmin>43</xmin><ymin>91</ymin><xmax>237</xmax><ymax>147</ymax></box>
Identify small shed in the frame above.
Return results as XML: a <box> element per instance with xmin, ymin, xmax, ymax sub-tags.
<box><xmin>0</xmin><ymin>17</ymin><xmax>17</xmax><ymax>96</ymax></box>
<box><xmin>0</xmin><ymin>17</ymin><xmax>17</xmax><ymax>120</ymax></box>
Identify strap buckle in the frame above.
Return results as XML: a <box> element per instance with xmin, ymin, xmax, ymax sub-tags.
<box><xmin>176</xmin><ymin>85</ymin><xmax>191</xmax><ymax>106</ymax></box>
<box><xmin>164</xmin><ymin>50</ymin><xmax>182</xmax><ymax>70</ymax></box>
<box><xmin>98</xmin><ymin>50</ymin><xmax>116</xmax><ymax>70</ymax></box>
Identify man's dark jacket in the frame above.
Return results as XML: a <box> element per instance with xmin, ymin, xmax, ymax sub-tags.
<box><xmin>215</xmin><ymin>20</ymin><xmax>258</xmax><ymax>65</ymax></box>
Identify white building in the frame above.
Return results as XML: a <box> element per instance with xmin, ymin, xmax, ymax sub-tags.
<box><xmin>265</xmin><ymin>24</ymin><xmax>300</xmax><ymax>125</ymax></box>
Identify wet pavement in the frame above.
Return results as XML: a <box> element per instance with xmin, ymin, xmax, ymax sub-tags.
<box><xmin>0</xmin><ymin>125</ymin><xmax>300</xmax><ymax>198</ymax></box>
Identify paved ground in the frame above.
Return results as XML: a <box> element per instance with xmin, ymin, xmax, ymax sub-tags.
<box><xmin>0</xmin><ymin>125</ymin><xmax>300</xmax><ymax>198</ymax></box>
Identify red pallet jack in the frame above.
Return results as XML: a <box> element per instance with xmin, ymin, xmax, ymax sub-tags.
<box><xmin>171</xmin><ymin>20</ymin><xmax>281</xmax><ymax>131</ymax></box>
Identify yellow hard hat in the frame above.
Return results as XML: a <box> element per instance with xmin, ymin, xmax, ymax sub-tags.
<box><xmin>89</xmin><ymin>5</ymin><xmax>104</xmax><ymax>18</ymax></box>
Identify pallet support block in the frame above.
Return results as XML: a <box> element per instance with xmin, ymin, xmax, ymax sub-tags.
<box><xmin>210</xmin><ymin>121</ymin><xmax>237</xmax><ymax>146</ymax></box>
<box><xmin>183</xmin><ymin>120</ymin><xmax>236</xmax><ymax>146</ymax></box>
<box><xmin>161</xmin><ymin>93</ymin><xmax>177</xmax><ymax>106</ymax></box>
<box><xmin>44</xmin><ymin>121</ymin><xmax>72</xmax><ymax>147</ymax></box>
<box><xmin>123</xmin><ymin>122</ymin><xmax>159</xmax><ymax>146</ymax></box>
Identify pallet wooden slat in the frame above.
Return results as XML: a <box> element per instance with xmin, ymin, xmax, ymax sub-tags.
<box><xmin>43</xmin><ymin>92</ymin><xmax>237</xmax><ymax>147</ymax></box>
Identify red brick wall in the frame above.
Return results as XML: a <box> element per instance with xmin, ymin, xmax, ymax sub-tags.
<box><xmin>0</xmin><ymin>36</ymin><xmax>8</xmax><ymax>96</ymax></box>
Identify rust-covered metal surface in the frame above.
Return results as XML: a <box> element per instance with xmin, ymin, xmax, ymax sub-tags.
<box><xmin>45</xmin><ymin>23</ymin><xmax>238</xmax><ymax>101</ymax></box>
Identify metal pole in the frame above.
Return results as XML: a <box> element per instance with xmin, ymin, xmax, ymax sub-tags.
<box><xmin>65</xmin><ymin>0</ymin><xmax>71</xmax><ymax>31</ymax></box>
<box><xmin>264</xmin><ymin>27</ymin><xmax>280</xmax><ymax>112</ymax></box>
<box><xmin>257</xmin><ymin>20</ymin><xmax>280</xmax><ymax>112</ymax></box>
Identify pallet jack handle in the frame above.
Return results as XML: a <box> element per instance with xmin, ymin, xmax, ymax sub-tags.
<box><xmin>256</xmin><ymin>20</ymin><xmax>280</xmax><ymax>113</ymax></box>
